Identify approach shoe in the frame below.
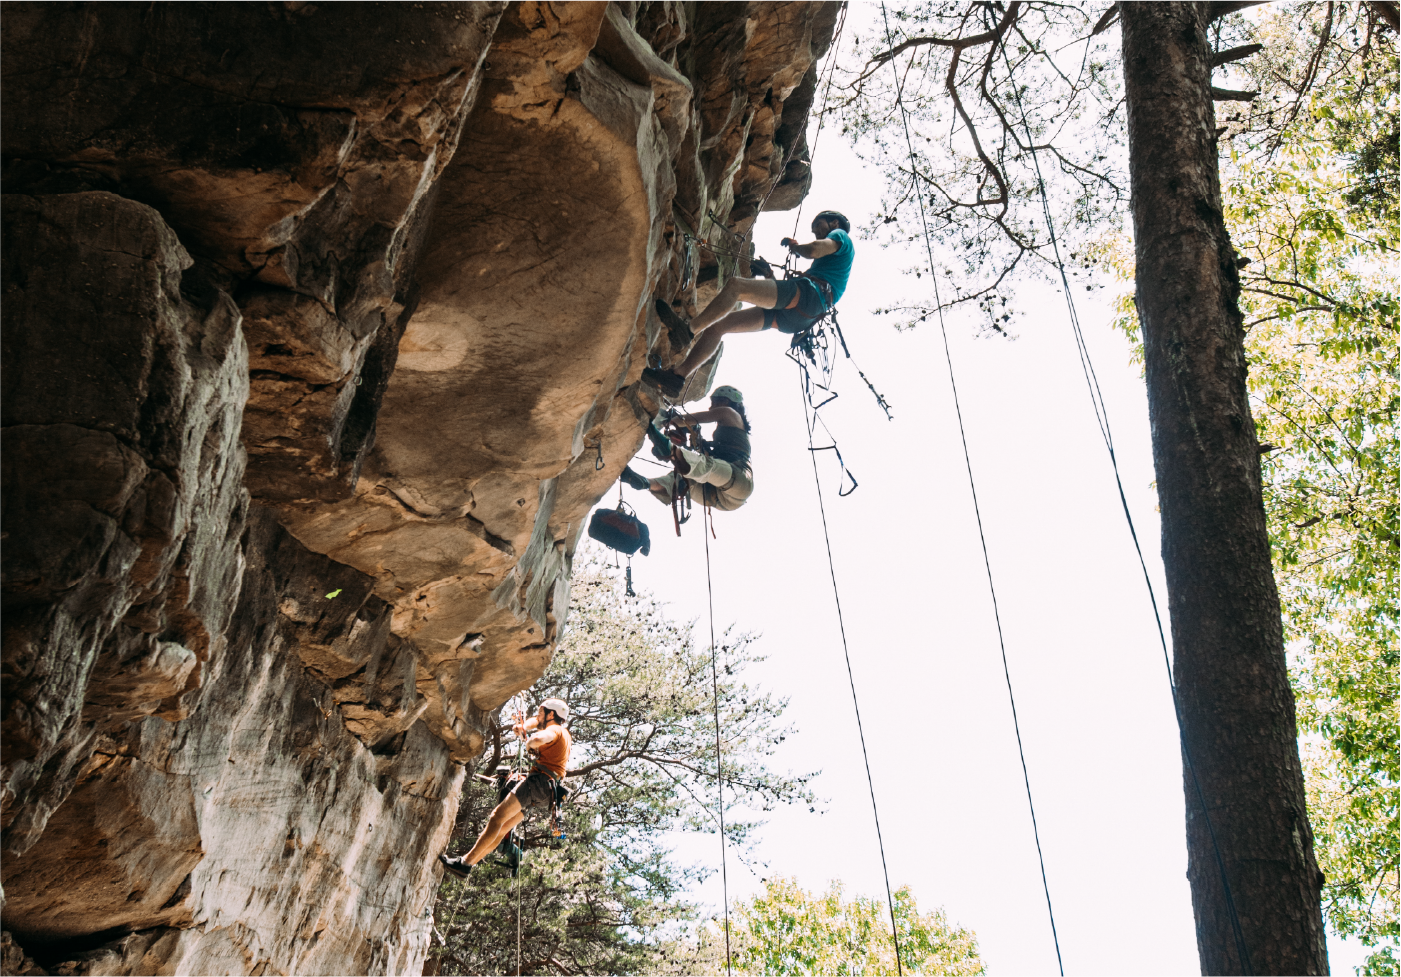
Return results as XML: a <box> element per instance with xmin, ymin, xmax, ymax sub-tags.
<box><xmin>645</xmin><ymin>422</ymin><xmax>677</xmax><ymax>461</ymax></box>
<box><xmin>641</xmin><ymin>366</ymin><xmax>686</xmax><ymax>399</ymax></box>
<box><xmin>655</xmin><ymin>298</ymin><xmax>694</xmax><ymax>346</ymax></box>
<box><xmin>438</xmin><ymin>853</ymin><xmax>472</xmax><ymax>880</ymax></box>
<box><xmin>620</xmin><ymin>465</ymin><xmax>651</xmax><ymax>491</ymax></box>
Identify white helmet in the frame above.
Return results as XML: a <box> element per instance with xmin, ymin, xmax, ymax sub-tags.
<box><xmin>540</xmin><ymin>697</ymin><xmax>569</xmax><ymax>722</ymax></box>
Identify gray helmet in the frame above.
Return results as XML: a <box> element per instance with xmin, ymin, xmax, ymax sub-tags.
<box><xmin>711</xmin><ymin>384</ymin><xmax>744</xmax><ymax>406</ymax></box>
<box><xmin>540</xmin><ymin>697</ymin><xmax>569</xmax><ymax>722</ymax></box>
<box><xmin>813</xmin><ymin>210</ymin><xmax>850</xmax><ymax>232</ymax></box>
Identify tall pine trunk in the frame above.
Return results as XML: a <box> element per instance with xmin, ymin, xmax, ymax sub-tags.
<box><xmin>1119</xmin><ymin>3</ymin><xmax>1328</xmax><ymax>973</ymax></box>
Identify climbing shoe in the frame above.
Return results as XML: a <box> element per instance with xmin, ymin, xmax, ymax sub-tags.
<box><xmin>438</xmin><ymin>853</ymin><xmax>472</xmax><ymax>880</ymax></box>
<box><xmin>645</xmin><ymin>422</ymin><xmax>677</xmax><ymax>461</ymax></box>
<box><xmin>620</xmin><ymin>465</ymin><xmax>651</xmax><ymax>491</ymax></box>
<box><xmin>642</xmin><ymin>366</ymin><xmax>686</xmax><ymax>399</ymax></box>
<box><xmin>655</xmin><ymin>298</ymin><xmax>694</xmax><ymax>346</ymax></box>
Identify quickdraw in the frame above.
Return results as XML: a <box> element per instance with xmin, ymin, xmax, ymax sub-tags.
<box><xmin>657</xmin><ymin>409</ymin><xmax>729</xmax><ymax>538</ymax></box>
<box><xmin>666</xmin><ymin>420</ymin><xmax>700</xmax><ymax>537</ymax></box>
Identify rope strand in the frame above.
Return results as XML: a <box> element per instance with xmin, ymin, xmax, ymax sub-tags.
<box><xmin>704</xmin><ymin>506</ymin><xmax>733</xmax><ymax>975</ymax></box>
<box><xmin>799</xmin><ymin>370</ymin><xmax>905</xmax><ymax>976</ymax></box>
<box><xmin>878</xmin><ymin>5</ymin><xmax>1064</xmax><ymax>972</ymax></box>
<box><xmin>1001</xmin><ymin>49</ymin><xmax>1254</xmax><ymax>975</ymax></box>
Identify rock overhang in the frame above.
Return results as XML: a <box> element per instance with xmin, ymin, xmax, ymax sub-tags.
<box><xmin>0</xmin><ymin>3</ymin><xmax>839</xmax><ymax>972</ymax></box>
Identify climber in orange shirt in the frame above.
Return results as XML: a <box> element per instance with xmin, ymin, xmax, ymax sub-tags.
<box><xmin>438</xmin><ymin>697</ymin><xmax>572</xmax><ymax>879</ymax></box>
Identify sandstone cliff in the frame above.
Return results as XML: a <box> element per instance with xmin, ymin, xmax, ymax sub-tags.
<box><xmin>0</xmin><ymin>3</ymin><xmax>838</xmax><ymax>973</ymax></box>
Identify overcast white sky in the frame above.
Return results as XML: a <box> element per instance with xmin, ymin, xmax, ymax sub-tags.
<box><xmin>590</xmin><ymin>5</ymin><xmax>1367</xmax><ymax>972</ymax></box>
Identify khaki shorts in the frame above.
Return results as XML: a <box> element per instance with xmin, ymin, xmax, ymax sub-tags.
<box><xmin>509</xmin><ymin>772</ymin><xmax>555</xmax><ymax>810</ymax></box>
<box><xmin>649</xmin><ymin>446</ymin><xmax>753</xmax><ymax>511</ymax></box>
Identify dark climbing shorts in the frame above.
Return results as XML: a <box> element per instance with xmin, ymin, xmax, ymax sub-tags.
<box><xmin>509</xmin><ymin>771</ymin><xmax>556</xmax><ymax>810</ymax></box>
<box><xmin>763</xmin><ymin>277</ymin><xmax>827</xmax><ymax>334</ymax></box>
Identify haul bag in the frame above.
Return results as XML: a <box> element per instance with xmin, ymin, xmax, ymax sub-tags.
<box><xmin>588</xmin><ymin>507</ymin><xmax>651</xmax><ymax>556</ymax></box>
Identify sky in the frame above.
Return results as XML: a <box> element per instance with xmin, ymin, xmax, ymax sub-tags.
<box><xmin>586</xmin><ymin>5</ymin><xmax>1369</xmax><ymax>972</ymax></box>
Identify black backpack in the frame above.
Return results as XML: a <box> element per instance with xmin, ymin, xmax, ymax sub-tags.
<box><xmin>587</xmin><ymin>504</ymin><xmax>651</xmax><ymax>556</ymax></box>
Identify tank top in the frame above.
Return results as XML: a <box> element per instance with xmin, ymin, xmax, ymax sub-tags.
<box><xmin>707</xmin><ymin>425</ymin><xmax>751</xmax><ymax>469</ymax></box>
<box><xmin>533</xmin><ymin>724</ymin><xmax>572</xmax><ymax>779</ymax></box>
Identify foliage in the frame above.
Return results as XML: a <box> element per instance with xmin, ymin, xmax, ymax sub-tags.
<box><xmin>704</xmin><ymin>876</ymin><xmax>984</xmax><ymax>976</ymax></box>
<box><xmin>834</xmin><ymin>2</ymin><xmax>1123</xmax><ymax>333</ymax></box>
<box><xmin>837</xmin><ymin>1</ymin><xmax>1397</xmax><ymax>969</ymax></box>
<box><xmin>1097</xmin><ymin>6</ymin><xmax>1399</xmax><ymax>970</ymax></box>
<box><xmin>430</xmin><ymin>559</ymin><xmax>817</xmax><ymax>975</ymax></box>
<box><xmin>833</xmin><ymin>0</ymin><xmax>1396</xmax><ymax>329</ymax></box>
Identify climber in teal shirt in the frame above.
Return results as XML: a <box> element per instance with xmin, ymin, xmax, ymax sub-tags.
<box><xmin>644</xmin><ymin>211</ymin><xmax>855</xmax><ymax>399</ymax></box>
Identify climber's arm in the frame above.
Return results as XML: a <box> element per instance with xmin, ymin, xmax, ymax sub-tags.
<box><xmin>675</xmin><ymin>407</ymin><xmax>742</xmax><ymax>428</ymax></box>
<box><xmin>781</xmin><ymin>236</ymin><xmax>839</xmax><ymax>259</ymax></box>
<box><xmin>526</xmin><ymin>726</ymin><xmax>561</xmax><ymax>751</ymax></box>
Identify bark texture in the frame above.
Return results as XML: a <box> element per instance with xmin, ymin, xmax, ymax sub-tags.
<box><xmin>1120</xmin><ymin>3</ymin><xmax>1328</xmax><ymax>974</ymax></box>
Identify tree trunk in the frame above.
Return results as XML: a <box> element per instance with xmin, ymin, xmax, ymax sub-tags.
<box><xmin>1119</xmin><ymin>3</ymin><xmax>1328</xmax><ymax>974</ymax></box>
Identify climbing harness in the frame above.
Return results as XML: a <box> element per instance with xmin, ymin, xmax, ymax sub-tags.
<box><xmin>656</xmin><ymin>413</ymin><xmax>711</xmax><ymax>537</ymax></box>
<box><xmin>997</xmin><ymin>42</ymin><xmax>1255</xmax><ymax>974</ymax></box>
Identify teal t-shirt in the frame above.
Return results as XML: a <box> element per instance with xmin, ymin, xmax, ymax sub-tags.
<box><xmin>807</xmin><ymin>228</ymin><xmax>855</xmax><ymax>303</ymax></box>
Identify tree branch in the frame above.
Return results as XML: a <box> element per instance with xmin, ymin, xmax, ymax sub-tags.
<box><xmin>1212</xmin><ymin>86</ymin><xmax>1262</xmax><ymax>101</ymax></box>
<box><xmin>1369</xmin><ymin>0</ymin><xmax>1399</xmax><ymax>32</ymax></box>
<box><xmin>1205</xmin><ymin>1</ymin><xmax>1267</xmax><ymax>22</ymax></box>
<box><xmin>1091</xmin><ymin>4</ymin><xmax>1120</xmax><ymax>36</ymax></box>
<box><xmin>1212</xmin><ymin>43</ymin><xmax>1264</xmax><ymax>66</ymax></box>
<box><xmin>867</xmin><ymin>2</ymin><xmax>1021</xmax><ymax>65</ymax></box>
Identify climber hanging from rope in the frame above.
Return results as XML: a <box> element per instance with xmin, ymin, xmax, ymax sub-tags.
<box><xmin>642</xmin><ymin>211</ymin><xmax>856</xmax><ymax>400</ymax></box>
<box><xmin>620</xmin><ymin>385</ymin><xmax>753</xmax><ymax>513</ymax></box>
<box><xmin>438</xmin><ymin>697</ymin><xmax>572</xmax><ymax>880</ymax></box>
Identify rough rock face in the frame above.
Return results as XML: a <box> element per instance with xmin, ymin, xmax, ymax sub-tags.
<box><xmin>1</xmin><ymin>3</ymin><xmax>837</xmax><ymax>973</ymax></box>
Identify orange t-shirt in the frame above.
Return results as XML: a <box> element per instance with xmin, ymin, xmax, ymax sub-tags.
<box><xmin>532</xmin><ymin>724</ymin><xmax>572</xmax><ymax>779</ymax></box>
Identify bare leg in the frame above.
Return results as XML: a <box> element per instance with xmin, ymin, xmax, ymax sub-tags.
<box><xmin>691</xmin><ymin>276</ymin><xmax>780</xmax><ymax>333</ymax></box>
<box><xmin>677</xmin><ymin>306</ymin><xmax>767</xmax><ymax>376</ymax></box>
<box><xmin>462</xmin><ymin>794</ymin><xmax>526</xmax><ymax>865</ymax></box>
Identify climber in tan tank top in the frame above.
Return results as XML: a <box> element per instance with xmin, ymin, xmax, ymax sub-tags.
<box><xmin>438</xmin><ymin>697</ymin><xmax>571</xmax><ymax>879</ymax></box>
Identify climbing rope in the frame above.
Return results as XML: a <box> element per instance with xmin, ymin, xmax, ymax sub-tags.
<box><xmin>1001</xmin><ymin>46</ymin><xmax>1255</xmax><ymax>975</ymax></box>
<box><xmin>507</xmin><ymin>693</ymin><xmax>525</xmax><ymax>977</ymax></box>
<box><xmin>791</xmin><ymin>2</ymin><xmax>848</xmax><ymax>238</ymax></box>
<box><xmin>798</xmin><ymin>369</ymin><xmax>904</xmax><ymax>976</ymax></box>
<box><xmin>703</xmin><ymin>504</ymin><xmax>734</xmax><ymax>975</ymax></box>
<box><xmin>878</xmin><ymin>4</ymin><xmax>1065</xmax><ymax>973</ymax></box>
<box><xmin>440</xmin><ymin>696</ymin><xmax>527</xmax><ymax>973</ymax></box>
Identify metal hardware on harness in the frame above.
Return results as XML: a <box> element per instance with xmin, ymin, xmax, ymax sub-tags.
<box><xmin>809</xmin><ymin>444</ymin><xmax>859</xmax><ymax>497</ymax></box>
<box><xmin>680</xmin><ymin>234</ymin><xmax>697</xmax><ymax>292</ymax></box>
<box><xmin>660</xmin><ymin>414</ymin><xmax>717</xmax><ymax>537</ymax></box>
<box><xmin>788</xmin><ymin>305</ymin><xmax>895</xmax><ymax>423</ymax></box>
<box><xmin>668</xmin><ymin>426</ymin><xmax>693</xmax><ymax>536</ymax></box>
